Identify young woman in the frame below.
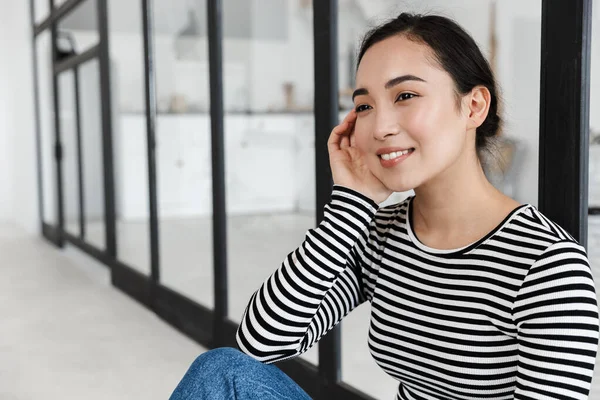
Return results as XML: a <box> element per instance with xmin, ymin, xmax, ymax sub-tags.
<box><xmin>170</xmin><ymin>13</ymin><xmax>599</xmax><ymax>400</ymax></box>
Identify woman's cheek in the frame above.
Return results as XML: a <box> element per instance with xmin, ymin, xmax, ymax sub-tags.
<box><xmin>401</xmin><ymin>110</ymin><xmax>432</xmax><ymax>141</ymax></box>
<box><xmin>353</xmin><ymin>124</ymin><xmax>370</xmax><ymax>153</ymax></box>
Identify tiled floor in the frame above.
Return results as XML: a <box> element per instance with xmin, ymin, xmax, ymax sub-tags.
<box><xmin>8</xmin><ymin>215</ymin><xmax>600</xmax><ymax>400</ymax></box>
<box><xmin>0</xmin><ymin>224</ymin><xmax>206</xmax><ymax>400</ymax></box>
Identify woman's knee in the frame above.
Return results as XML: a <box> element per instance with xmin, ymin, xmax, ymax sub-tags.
<box><xmin>171</xmin><ymin>348</ymin><xmax>251</xmax><ymax>399</ymax></box>
<box><xmin>190</xmin><ymin>347</ymin><xmax>253</xmax><ymax>371</ymax></box>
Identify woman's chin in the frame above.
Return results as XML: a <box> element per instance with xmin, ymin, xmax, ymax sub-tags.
<box><xmin>370</xmin><ymin>166</ymin><xmax>420</xmax><ymax>194</ymax></box>
<box><xmin>381</xmin><ymin>179</ymin><xmax>417</xmax><ymax>194</ymax></box>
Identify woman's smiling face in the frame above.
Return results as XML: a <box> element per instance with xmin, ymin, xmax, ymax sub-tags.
<box><xmin>353</xmin><ymin>34</ymin><xmax>474</xmax><ymax>193</ymax></box>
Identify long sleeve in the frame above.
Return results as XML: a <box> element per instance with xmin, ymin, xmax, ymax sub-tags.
<box><xmin>235</xmin><ymin>185</ymin><xmax>379</xmax><ymax>364</ymax></box>
<box><xmin>513</xmin><ymin>240</ymin><xmax>599</xmax><ymax>399</ymax></box>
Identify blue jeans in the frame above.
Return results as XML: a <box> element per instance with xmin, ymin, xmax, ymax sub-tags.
<box><xmin>169</xmin><ymin>347</ymin><xmax>313</xmax><ymax>400</ymax></box>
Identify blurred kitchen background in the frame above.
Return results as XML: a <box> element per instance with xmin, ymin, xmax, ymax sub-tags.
<box><xmin>2</xmin><ymin>0</ymin><xmax>599</xmax><ymax>399</ymax></box>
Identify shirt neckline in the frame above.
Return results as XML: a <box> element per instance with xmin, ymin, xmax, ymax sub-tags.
<box><xmin>406</xmin><ymin>196</ymin><xmax>532</xmax><ymax>256</ymax></box>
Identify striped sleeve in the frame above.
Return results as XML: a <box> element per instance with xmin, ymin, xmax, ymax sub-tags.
<box><xmin>235</xmin><ymin>185</ymin><xmax>379</xmax><ymax>363</ymax></box>
<box><xmin>513</xmin><ymin>240</ymin><xmax>599</xmax><ymax>399</ymax></box>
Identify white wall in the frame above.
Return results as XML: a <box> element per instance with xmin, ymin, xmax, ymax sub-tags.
<box><xmin>0</xmin><ymin>0</ymin><xmax>38</xmax><ymax>233</ymax></box>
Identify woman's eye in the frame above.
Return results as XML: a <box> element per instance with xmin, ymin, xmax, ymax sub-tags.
<box><xmin>396</xmin><ymin>93</ymin><xmax>416</xmax><ymax>102</ymax></box>
<box><xmin>355</xmin><ymin>104</ymin><xmax>371</xmax><ymax>113</ymax></box>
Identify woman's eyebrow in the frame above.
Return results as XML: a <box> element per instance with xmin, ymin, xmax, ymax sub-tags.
<box><xmin>385</xmin><ymin>74</ymin><xmax>426</xmax><ymax>89</ymax></box>
<box><xmin>352</xmin><ymin>75</ymin><xmax>427</xmax><ymax>101</ymax></box>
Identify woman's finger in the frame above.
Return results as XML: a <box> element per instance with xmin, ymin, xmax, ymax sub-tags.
<box><xmin>328</xmin><ymin>119</ymin><xmax>351</xmax><ymax>146</ymax></box>
<box><xmin>328</xmin><ymin>120</ymin><xmax>347</xmax><ymax>150</ymax></box>
<box><xmin>340</xmin><ymin>134</ymin><xmax>350</xmax><ymax>150</ymax></box>
<box><xmin>328</xmin><ymin>111</ymin><xmax>356</xmax><ymax>152</ymax></box>
<box><xmin>340</xmin><ymin>120</ymin><xmax>355</xmax><ymax>150</ymax></box>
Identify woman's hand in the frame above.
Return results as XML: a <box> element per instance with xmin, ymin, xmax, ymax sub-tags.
<box><xmin>327</xmin><ymin>110</ymin><xmax>393</xmax><ymax>204</ymax></box>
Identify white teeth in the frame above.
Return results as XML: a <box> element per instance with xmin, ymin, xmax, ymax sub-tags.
<box><xmin>380</xmin><ymin>149</ymin><xmax>412</xmax><ymax>160</ymax></box>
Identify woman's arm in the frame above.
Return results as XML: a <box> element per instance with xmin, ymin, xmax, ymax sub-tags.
<box><xmin>513</xmin><ymin>240</ymin><xmax>599</xmax><ymax>399</ymax></box>
<box><xmin>235</xmin><ymin>185</ymin><xmax>379</xmax><ymax>364</ymax></box>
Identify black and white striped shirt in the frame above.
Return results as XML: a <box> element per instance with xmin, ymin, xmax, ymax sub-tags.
<box><xmin>236</xmin><ymin>186</ymin><xmax>599</xmax><ymax>399</ymax></box>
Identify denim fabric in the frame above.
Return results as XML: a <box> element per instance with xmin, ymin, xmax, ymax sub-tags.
<box><xmin>169</xmin><ymin>347</ymin><xmax>313</xmax><ymax>400</ymax></box>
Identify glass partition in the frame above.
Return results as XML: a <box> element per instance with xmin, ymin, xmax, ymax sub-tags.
<box><xmin>57</xmin><ymin>0</ymin><xmax>99</xmax><ymax>52</ymax></box>
<box><xmin>337</xmin><ymin>0</ymin><xmax>542</xmax><ymax>397</ymax></box>
<box><xmin>36</xmin><ymin>30</ymin><xmax>57</xmax><ymax>227</ymax></box>
<box><xmin>222</xmin><ymin>0</ymin><xmax>318</xmax><ymax>366</ymax></box>
<box><xmin>108</xmin><ymin>0</ymin><xmax>151</xmax><ymax>275</ymax></box>
<box><xmin>588</xmin><ymin>5</ymin><xmax>600</xmax><ymax>391</ymax></box>
<box><xmin>34</xmin><ymin>0</ymin><xmax>50</xmax><ymax>24</ymax></box>
<box><xmin>57</xmin><ymin>70</ymin><xmax>80</xmax><ymax>237</ymax></box>
<box><xmin>152</xmin><ymin>0</ymin><xmax>214</xmax><ymax>307</ymax></box>
<box><xmin>78</xmin><ymin>59</ymin><xmax>106</xmax><ymax>250</ymax></box>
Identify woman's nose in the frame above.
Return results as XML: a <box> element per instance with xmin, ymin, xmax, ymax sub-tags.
<box><xmin>373</xmin><ymin>114</ymin><xmax>401</xmax><ymax>141</ymax></box>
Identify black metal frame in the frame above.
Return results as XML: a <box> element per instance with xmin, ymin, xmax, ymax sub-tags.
<box><xmin>140</xmin><ymin>0</ymin><xmax>160</xmax><ymax>293</ymax></box>
<box><xmin>29</xmin><ymin>0</ymin><xmax>594</xmax><ymax>399</ymax></box>
<box><xmin>30</xmin><ymin>0</ymin><xmax>45</xmax><ymax>234</ymax></box>
<box><xmin>55</xmin><ymin>44</ymin><xmax>99</xmax><ymax>74</ymax></box>
<box><xmin>73</xmin><ymin>62</ymin><xmax>86</xmax><ymax>239</ymax></box>
<box><xmin>207</xmin><ymin>0</ymin><xmax>229</xmax><ymax>348</ymax></box>
<box><xmin>96</xmin><ymin>0</ymin><xmax>117</xmax><ymax>258</ymax></box>
<box><xmin>538</xmin><ymin>0</ymin><xmax>592</xmax><ymax>249</ymax></box>
<box><xmin>35</xmin><ymin>0</ymin><xmax>89</xmax><ymax>36</ymax></box>
<box><xmin>50</xmin><ymin>12</ymin><xmax>65</xmax><ymax>248</ymax></box>
<box><xmin>312</xmin><ymin>0</ymin><xmax>343</xmax><ymax>395</ymax></box>
<box><xmin>34</xmin><ymin>0</ymin><xmax>114</xmax><ymax>257</ymax></box>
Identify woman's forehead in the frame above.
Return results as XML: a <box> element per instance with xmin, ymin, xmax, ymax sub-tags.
<box><xmin>356</xmin><ymin>36</ymin><xmax>444</xmax><ymax>86</ymax></box>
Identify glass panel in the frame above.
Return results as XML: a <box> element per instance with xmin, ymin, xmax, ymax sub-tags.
<box><xmin>79</xmin><ymin>59</ymin><xmax>106</xmax><ymax>250</ymax></box>
<box><xmin>590</xmin><ymin>139</ymin><xmax>600</xmax><ymax>270</ymax></box>
<box><xmin>588</xmin><ymin>3</ymin><xmax>600</xmax><ymax>393</ymax></box>
<box><xmin>490</xmin><ymin>0</ymin><xmax>542</xmax><ymax>207</ymax></box>
<box><xmin>58</xmin><ymin>70</ymin><xmax>80</xmax><ymax>236</ymax></box>
<box><xmin>337</xmin><ymin>1</ymin><xmax>542</xmax><ymax>397</ymax></box>
<box><xmin>57</xmin><ymin>0</ymin><xmax>99</xmax><ymax>53</ymax></box>
<box><xmin>54</xmin><ymin>0</ymin><xmax>68</xmax><ymax>8</ymax></box>
<box><xmin>108</xmin><ymin>0</ymin><xmax>151</xmax><ymax>275</ymax></box>
<box><xmin>36</xmin><ymin>30</ymin><xmax>56</xmax><ymax>226</ymax></box>
<box><xmin>34</xmin><ymin>0</ymin><xmax>50</xmax><ymax>24</ymax></box>
<box><xmin>153</xmin><ymin>1</ymin><xmax>213</xmax><ymax>307</ymax></box>
<box><xmin>223</xmin><ymin>0</ymin><xmax>318</xmax><ymax>366</ymax></box>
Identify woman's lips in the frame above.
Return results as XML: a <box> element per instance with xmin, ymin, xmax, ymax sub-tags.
<box><xmin>378</xmin><ymin>148</ymin><xmax>414</xmax><ymax>168</ymax></box>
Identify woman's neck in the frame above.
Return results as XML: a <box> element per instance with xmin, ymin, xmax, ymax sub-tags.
<box><xmin>411</xmin><ymin>150</ymin><xmax>518</xmax><ymax>248</ymax></box>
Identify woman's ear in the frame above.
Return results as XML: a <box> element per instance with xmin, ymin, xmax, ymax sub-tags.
<box><xmin>466</xmin><ymin>86</ymin><xmax>491</xmax><ymax>130</ymax></box>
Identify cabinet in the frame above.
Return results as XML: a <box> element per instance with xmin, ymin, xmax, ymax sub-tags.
<box><xmin>226</xmin><ymin>115</ymin><xmax>297</xmax><ymax>214</ymax></box>
<box><xmin>115</xmin><ymin>113</ymin><xmax>309</xmax><ymax>221</ymax></box>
